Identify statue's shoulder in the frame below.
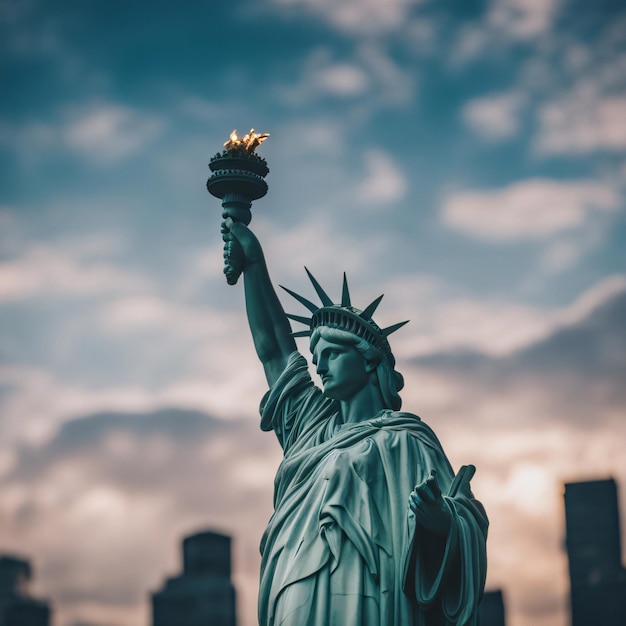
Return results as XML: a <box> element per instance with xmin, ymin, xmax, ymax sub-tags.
<box><xmin>382</xmin><ymin>411</ymin><xmax>444</xmax><ymax>448</ymax></box>
<box><xmin>387</xmin><ymin>410</ymin><xmax>420</xmax><ymax>420</ymax></box>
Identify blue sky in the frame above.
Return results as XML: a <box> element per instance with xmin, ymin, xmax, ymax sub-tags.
<box><xmin>1</xmin><ymin>1</ymin><xmax>625</xmax><ymax>625</ymax></box>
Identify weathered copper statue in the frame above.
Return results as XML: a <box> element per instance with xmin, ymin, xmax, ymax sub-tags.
<box><xmin>210</xmin><ymin>133</ymin><xmax>488</xmax><ymax>625</ymax></box>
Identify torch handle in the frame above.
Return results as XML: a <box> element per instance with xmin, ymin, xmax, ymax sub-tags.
<box><xmin>223</xmin><ymin>234</ymin><xmax>244</xmax><ymax>286</ymax></box>
<box><xmin>222</xmin><ymin>194</ymin><xmax>252</xmax><ymax>285</ymax></box>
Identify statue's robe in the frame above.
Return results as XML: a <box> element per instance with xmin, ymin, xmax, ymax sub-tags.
<box><xmin>258</xmin><ymin>352</ymin><xmax>488</xmax><ymax>626</ymax></box>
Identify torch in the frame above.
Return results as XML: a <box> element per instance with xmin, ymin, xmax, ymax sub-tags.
<box><xmin>207</xmin><ymin>129</ymin><xmax>270</xmax><ymax>285</ymax></box>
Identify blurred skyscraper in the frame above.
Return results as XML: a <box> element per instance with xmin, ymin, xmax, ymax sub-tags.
<box><xmin>0</xmin><ymin>555</ymin><xmax>51</xmax><ymax>626</ymax></box>
<box><xmin>564</xmin><ymin>478</ymin><xmax>626</xmax><ymax>626</ymax></box>
<box><xmin>479</xmin><ymin>589</ymin><xmax>506</xmax><ymax>625</ymax></box>
<box><xmin>152</xmin><ymin>530</ymin><xmax>237</xmax><ymax>626</ymax></box>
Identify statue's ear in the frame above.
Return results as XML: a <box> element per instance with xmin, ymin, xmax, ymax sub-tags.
<box><xmin>365</xmin><ymin>360</ymin><xmax>377</xmax><ymax>374</ymax></box>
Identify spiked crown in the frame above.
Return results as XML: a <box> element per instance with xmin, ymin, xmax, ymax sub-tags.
<box><xmin>281</xmin><ymin>269</ymin><xmax>409</xmax><ymax>368</ymax></box>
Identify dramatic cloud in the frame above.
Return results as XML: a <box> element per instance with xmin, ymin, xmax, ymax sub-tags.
<box><xmin>400</xmin><ymin>280</ymin><xmax>626</xmax><ymax>625</ymax></box>
<box><xmin>3</xmin><ymin>279</ymin><xmax>624</xmax><ymax>626</ymax></box>
<box><xmin>406</xmin><ymin>278</ymin><xmax>626</xmax><ymax>431</ymax></box>
<box><xmin>2</xmin><ymin>3</ymin><xmax>625</xmax><ymax>626</ymax></box>
<box><xmin>0</xmin><ymin>408</ymin><xmax>280</xmax><ymax>626</ymax></box>
<box><xmin>441</xmin><ymin>178</ymin><xmax>620</xmax><ymax>240</ymax></box>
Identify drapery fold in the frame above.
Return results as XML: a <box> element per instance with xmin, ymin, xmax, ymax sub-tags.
<box><xmin>258</xmin><ymin>352</ymin><xmax>488</xmax><ymax>626</ymax></box>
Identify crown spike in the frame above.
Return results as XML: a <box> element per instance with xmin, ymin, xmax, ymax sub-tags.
<box><xmin>279</xmin><ymin>285</ymin><xmax>319</xmax><ymax>314</ymax></box>
<box><xmin>305</xmin><ymin>267</ymin><xmax>334</xmax><ymax>307</ymax></box>
<box><xmin>286</xmin><ymin>313</ymin><xmax>313</xmax><ymax>326</ymax></box>
<box><xmin>381</xmin><ymin>320</ymin><xmax>409</xmax><ymax>337</ymax></box>
<box><xmin>291</xmin><ymin>330</ymin><xmax>313</xmax><ymax>338</ymax></box>
<box><xmin>360</xmin><ymin>294</ymin><xmax>384</xmax><ymax>321</ymax></box>
<box><xmin>341</xmin><ymin>273</ymin><xmax>351</xmax><ymax>308</ymax></box>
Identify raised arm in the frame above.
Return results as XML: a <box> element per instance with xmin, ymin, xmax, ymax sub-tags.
<box><xmin>222</xmin><ymin>218</ymin><xmax>296</xmax><ymax>387</ymax></box>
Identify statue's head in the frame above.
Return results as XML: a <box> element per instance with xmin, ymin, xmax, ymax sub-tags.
<box><xmin>310</xmin><ymin>325</ymin><xmax>404</xmax><ymax>409</ymax></box>
<box><xmin>282</xmin><ymin>269</ymin><xmax>407</xmax><ymax>411</ymax></box>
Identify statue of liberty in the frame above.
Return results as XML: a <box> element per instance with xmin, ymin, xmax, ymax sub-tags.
<box><xmin>211</xmin><ymin>131</ymin><xmax>488</xmax><ymax>625</ymax></box>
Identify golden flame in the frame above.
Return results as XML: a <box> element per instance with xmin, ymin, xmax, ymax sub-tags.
<box><xmin>223</xmin><ymin>128</ymin><xmax>269</xmax><ymax>154</ymax></box>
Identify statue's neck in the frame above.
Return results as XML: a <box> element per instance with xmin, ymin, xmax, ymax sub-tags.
<box><xmin>339</xmin><ymin>383</ymin><xmax>385</xmax><ymax>425</ymax></box>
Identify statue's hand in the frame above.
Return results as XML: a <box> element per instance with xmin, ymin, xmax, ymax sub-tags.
<box><xmin>220</xmin><ymin>218</ymin><xmax>265</xmax><ymax>284</ymax></box>
<box><xmin>221</xmin><ymin>218</ymin><xmax>264</xmax><ymax>267</ymax></box>
<box><xmin>409</xmin><ymin>469</ymin><xmax>452</xmax><ymax>537</ymax></box>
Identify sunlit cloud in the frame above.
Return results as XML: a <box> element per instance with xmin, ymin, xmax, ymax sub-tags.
<box><xmin>0</xmin><ymin>408</ymin><xmax>280</xmax><ymax>626</ymax></box>
<box><xmin>390</xmin><ymin>274</ymin><xmax>626</xmax><ymax>360</ymax></box>
<box><xmin>441</xmin><ymin>178</ymin><xmax>620</xmax><ymax>241</ymax></box>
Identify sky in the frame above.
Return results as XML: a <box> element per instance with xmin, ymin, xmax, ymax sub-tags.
<box><xmin>1</xmin><ymin>0</ymin><xmax>625</xmax><ymax>625</ymax></box>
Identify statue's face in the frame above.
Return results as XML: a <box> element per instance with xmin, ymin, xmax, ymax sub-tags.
<box><xmin>312</xmin><ymin>337</ymin><xmax>371</xmax><ymax>401</ymax></box>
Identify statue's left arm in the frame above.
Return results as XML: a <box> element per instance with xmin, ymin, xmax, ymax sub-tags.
<box><xmin>406</xmin><ymin>466</ymin><xmax>488</xmax><ymax>625</ymax></box>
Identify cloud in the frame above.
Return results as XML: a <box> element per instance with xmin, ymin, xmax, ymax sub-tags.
<box><xmin>2</xmin><ymin>278</ymin><xmax>625</xmax><ymax>626</ymax></box>
<box><xmin>0</xmin><ymin>408</ymin><xmax>279</xmax><ymax>626</ymax></box>
<box><xmin>254</xmin><ymin>212</ymin><xmax>390</xmax><ymax>283</ymax></box>
<box><xmin>0</xmin><ymin>244</ymin><xmax>148</xmax><ymax>302</ymax></box>
<box><xmin>0</xmin><ymin>238</ymin><xmax>150</xmax><ymax>302</ymax></box>
<box><xmin>452</xmin><ymin>0</ymin><xmax>562</xmax><ymax>64</ymax></box>
<box><xmin>487</xmin><ymin>0</ymin><xmax>562</xmax><ymax>41</ymax></box>
<box><xmin>4</xmin><ymin>278</ymin><xmax>623</xmax><ymax>626</ymax></box>
<box><xmin>406</xmin><ymin>276</ymin><xmax>626</xmax><ymax>424</ymax></box>
<box><xmin>535</xmin><ymin>93</ymin><xmax>626</xmax><ymax>156</ymax></box>
<box><xmin>0</xmin><ymin>0</ymin><xmax>85</xmax><ymax>79</ymax></box>
<box><xmin>386</xmin><ymin>274</ymin><xmax>626</xmax><ymax>365</ymax></box>
<box><xmin>462</xmin><ymin>91</ymin><xmax>526</xmax><ymax>141</ymax></box>
<box><xmin>0</xmin><ymin>316</ymin><xmax>268</xmax><ymax>448</ymax></box>
<box><xmin>276</xmin><ymin>44</ymin><xmax>415</xmax><ymax>113</ymax></box>
<box><xmin>268</xmin><ymin>0</ymin><xmax>420</xmax><ymax>36</ymax></box>
<box><xmin>397</xmin><ymin>278</ymin><xmax>626</xmax><ymax>624</ymax></box>
<box><xmin>315</xmin><ymin>62</ymin><xmax>370</xmax><ymax>97</ymax></box>
<box><xmin>485</xmin><ymin>9</ymin><xmax>626</xmax><ymax>157</ymax></box>
<box><xmin>62</xmin><ymin>104</ymin><xmax>164</xmax><ymax>164</ymax></box>
<box><xmin>0</xmin><ymin>208</ymin><xmax>24</xmax><ymax>255</ymax></box>
<box><xmin>0</xmin><ymin>103</ymin><xmax>164</xmax><ymax>167</ymax></box>
<box><xmin>441</xmin><ymin>178</ymin><xmax>620</xmax><ymax>241</ymax></box>
<box><xmin>276</xmin><ymin>49</ymin><xmax>371</xmax><ymax>106</ymax></box>
<box><xmin>356</xmin><ymin>149</ymin><xmax>408</xmax><ymax>206</ymax></box>
<box><xmin>355</xmin><ymin>42</ymin><xmax>416</xmax><ymax>107</ymax></box>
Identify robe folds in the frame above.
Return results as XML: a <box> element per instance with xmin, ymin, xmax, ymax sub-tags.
<box><xmin>258</xmin><ymin>352</ymin><xmax>488</xmax><ymax>626</ymax></box>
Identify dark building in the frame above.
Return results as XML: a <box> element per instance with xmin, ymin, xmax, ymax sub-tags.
<box><xmin>0</xmin><ymin>555</ymin><xmax>51</xmax><ymax>626</ymax></box>
<box><xmin>479</xmin><ymin>589</ymin><xmax>506</xmax><ymax>626</ymax></box>
<box><xmin>152</xmin><ymin>530</ymin><xmax>237</xmax><ymax>626</ymax></box>
<box><xmin>564</xmin><ymin>478</ymin><xmax>626</xmax><ymax>626</ymax></box>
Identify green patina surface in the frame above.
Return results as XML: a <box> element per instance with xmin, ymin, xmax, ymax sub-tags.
<box><xmin>216</xmin><ymin>159</ymin><xmax>488</xmax><ymax>624</ymax></box>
